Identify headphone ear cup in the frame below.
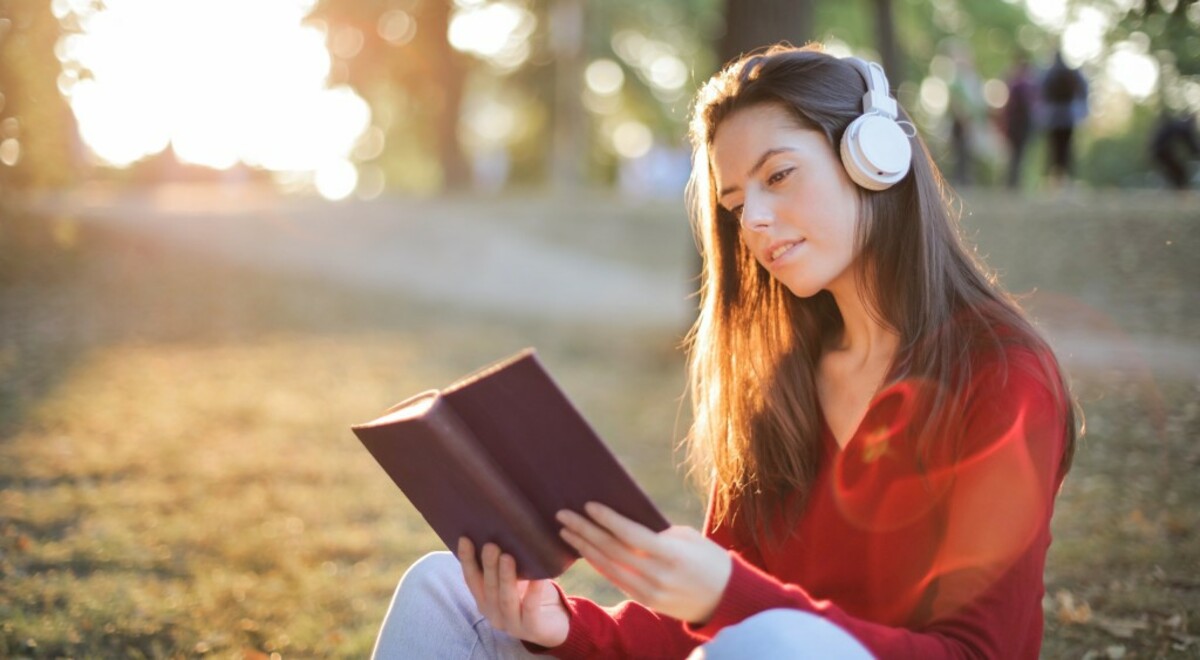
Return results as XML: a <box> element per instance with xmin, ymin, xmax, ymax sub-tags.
<box><xmin>840</xmin><ymin>114</ymin><xmax>912</xmax><ymax>191</ymax></box>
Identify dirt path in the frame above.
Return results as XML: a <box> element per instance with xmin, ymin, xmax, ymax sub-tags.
<box><xmin>25</xmin><ymin>184</ymin><xmax>1199</xmax><ymax>378</ymax></box>
<box><xmin>30</xmin><ymin>184</ymin><xmax>693</xmax><ymax>328</ymax></box>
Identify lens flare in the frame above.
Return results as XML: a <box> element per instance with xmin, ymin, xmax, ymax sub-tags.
<box><xmin>828</xmin><ymin>372</ymin><xmax>1059</xmax><ymax>623</ymax></box>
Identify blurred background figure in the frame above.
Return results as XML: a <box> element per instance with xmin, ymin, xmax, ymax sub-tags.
<box><xmin>1149</xmin><ymin>111</ymin><xmax>1199</xmax><ymax>192</ymax></box>
<box><xmin>946</xmin><ymin>42</ymin><xmax>986</xmax><ymax>186</ymax></box>
<box><xmin>1040</xmin><ymin>50</ymin><xmax>1089</xmax><ymax>188</ymax></box>
<box><xmin>1001</xmin><ymin>53</ymin><xmax>1038</xmax><ymax>190</ymax></box>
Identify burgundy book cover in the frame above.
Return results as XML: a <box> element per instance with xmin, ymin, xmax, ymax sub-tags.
<box><xmin>351</xmin><ymin>350</ymin><xmax>669</xmax><ymax>579</ymax></box>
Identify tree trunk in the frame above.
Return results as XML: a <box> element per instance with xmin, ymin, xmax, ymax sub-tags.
<box><xmin>549</xmin><ymin>0</ymin><xmax>586</xmax><ymax>190</ymax></box>
<box><xmin>872</xmin><ymin>0</ymin><xmax>901</xmax><ymax>84</ymax></box>
<box><xmin>424</xmin><ymin>0</ymin><xmax>471</xmax><ymax>190</ymax></box>
<box><xmin>719</xmin><ymin>0</ymin><xmax>814</xmax><ymax>67</ymax></box>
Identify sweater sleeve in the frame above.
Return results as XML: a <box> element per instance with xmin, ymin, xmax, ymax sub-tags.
<box><xmin>531</xmin><ymin>485</ymin><xmax>755</xmax><ymax>658</ymax></box>
<box><xmin>690</xmin><ymin>350</ymin><xmax>1069</xmax><ymax>659</ymax></box>
<box><xmin>532</xmin><ymin>592</ymin><xmax>703</xmax><ymax>659</ymax></box>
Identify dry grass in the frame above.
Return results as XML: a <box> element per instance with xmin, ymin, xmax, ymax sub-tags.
<box><xmin>0</xmin><ymin>189</ymin><xmax>1196</xmax><ymax>658</ymax></box>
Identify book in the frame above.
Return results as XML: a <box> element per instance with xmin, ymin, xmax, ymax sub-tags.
<box><xmin>351</xmin><ymin>349</ymin><xmax>670</xmax><ymax>580</ymax></box>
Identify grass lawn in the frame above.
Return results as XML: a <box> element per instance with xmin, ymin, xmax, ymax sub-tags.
<box><xmin>1</xmin><ymin>189</ymin><xmax>1197</xmax><ymax>658</ymax></box>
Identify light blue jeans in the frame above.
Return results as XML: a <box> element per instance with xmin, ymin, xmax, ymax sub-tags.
<box><xmin>372</xmin><ymin>552</ymin><xmax>874</xmax><ymax>659</ymax></box>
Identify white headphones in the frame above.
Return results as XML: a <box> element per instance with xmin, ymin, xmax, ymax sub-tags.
<box><xmin>839</xmin><ymin>58</ymin><xmax>913</xmax><ymax>191</ymax></box>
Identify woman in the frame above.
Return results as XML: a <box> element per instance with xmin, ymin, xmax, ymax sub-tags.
<box><xmin>373</xmin><ymin>44</ymin><xmax>1077</xmax><ymax>659</ymax></box>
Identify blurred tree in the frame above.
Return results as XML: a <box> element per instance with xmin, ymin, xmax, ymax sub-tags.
<box><xmin>312</xmin><ymin>0</ymin><xmax>470</xmax><ymax>192</ymax></box>
<box><xmin>425</xmin><ymin>0</ymin><xmax>471</xmax><ymax>189</ymax></box>
<box><xmin>817</xmin><ymin>0</ymin><xmax>1039</xmax><ymax>86</ymax></box>
<box><xmin>1115</xmin><ymin>0</ymin><xmax>1199</xmax><ymax>70</ymax></box>
<box><xmin>549</xmin><ymin>0</ymin><xmax>586</xmax><ymax>189</ymax></box>
<box><xmin>1108</xmin><ymin>0</ymin><xmax>1200</xmax><ymax>105</ymax></box>
<box><xmin>0</xmin><ymin>0</ymin><xmax>77</xmax><ymax>190</ymax></box>
<box><xmin>574</xmin><ymin>0</ymin><xmax>719</xmax><ymax>184</ymax></box>
<box><xmin>872</xmin><ymin>0</ymin><xmax>899</xmax><ymax>83</ymax></box>
<box><xmin>719</xmin><ymin>0</ymin><xmax>813</xmax><ymax>66</ymax></box>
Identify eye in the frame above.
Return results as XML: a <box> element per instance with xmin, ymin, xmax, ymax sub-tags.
<box><xmin>767</xmin><ymin>167</ymin><xmax>794</xmax><ymax>186</ymax></box>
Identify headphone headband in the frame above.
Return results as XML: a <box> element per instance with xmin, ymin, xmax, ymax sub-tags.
<box><xmin>844</xmin><ymin>57</ymin><xmax>898</xmax><ymax>119</ymax></box>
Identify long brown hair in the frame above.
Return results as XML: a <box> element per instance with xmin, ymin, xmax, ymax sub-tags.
<box><xmin>684</xmin><ymin>44</ymin><xmax>1077</xmax><ymax>542</ymax></box>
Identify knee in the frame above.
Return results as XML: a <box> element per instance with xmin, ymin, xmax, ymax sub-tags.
<box><xmin>693</xmin><ymin>609</ymin><xmax>873</xmax><ymax>660</ymax></box>
<box><xmin>395</xmin><ymin>551</ymin><xmax>463</xmax><ymax>601</ymax></box>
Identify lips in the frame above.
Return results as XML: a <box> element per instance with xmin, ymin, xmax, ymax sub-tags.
<box><xmin>767</xmin><ymin>240</ymin><xmax>804</xmax><ymax>263</ymax></box>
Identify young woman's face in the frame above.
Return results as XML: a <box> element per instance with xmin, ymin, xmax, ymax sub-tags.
<box><xmin>711</xmin><ymin>103</ymin><xmax>861</xmax><ymax>299</ymax></box>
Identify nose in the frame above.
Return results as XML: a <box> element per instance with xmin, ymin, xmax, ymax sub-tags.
<box><xmin>740</xmin><ymin>193</ymin><xmax>773</xmax><ymax>232</ymax></box>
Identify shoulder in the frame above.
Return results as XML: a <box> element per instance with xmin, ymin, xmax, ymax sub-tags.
<box><xmin>968</xmin><ymin>329</ymin><xmax>1065</xmax><ymax>403</ymax></box>
<box><xmin>958</xmin><ymin>333</ymin><xmax>1071</xmax><ymax>466</ymax></box>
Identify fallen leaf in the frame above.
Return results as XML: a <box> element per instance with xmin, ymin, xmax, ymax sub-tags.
<box><xmin>1093</xmin><ymin>615</ymin><xmax>1150</xmax><ymax>639</ymax></box>
<box><xmin>1169</xmin><ymin>632</ymin><xmax>1198</xmax><ymax>647</ymax></box>
<box><xmin>1056</xmin><ymin>590</ymin><xmax>1093</xmax><ymax>624</ymax></box>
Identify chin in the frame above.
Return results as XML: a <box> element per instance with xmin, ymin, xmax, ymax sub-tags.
<box><xmin>782</xmin><ymin>282</ymin><xmax>825</xmax><ymax>299</ymax></box>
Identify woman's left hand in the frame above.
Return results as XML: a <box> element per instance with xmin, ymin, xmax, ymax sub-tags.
<box><xmin>556</xmin><ymin>502</ymin><xmax>732</xmax><ymax>625</ymax></box>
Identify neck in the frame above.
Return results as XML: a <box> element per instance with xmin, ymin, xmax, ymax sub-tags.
<box><xmin>826</xmin><ymin>276</ymin><xmax>898</xmax><ymax>368</ymax></box>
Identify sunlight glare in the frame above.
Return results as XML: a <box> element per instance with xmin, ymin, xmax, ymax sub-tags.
<box><xmin>314</xmin><ymin>158</ymin><xmax>358</xmax><ymax>201</ymax></box>
<box><xmin>1024</xmin><ymin>0</ymin><xmax>1067</xmax><ymax>30</ymax></box>
<box><xmin>58</xmin><ymin>0</ymin><xmax>369</xmax><ymax>199</ymax></box>
<box><xmin>449</xmin><ymin>2</ymin><xmax>535</xmax><ymax>70</ymax></box>
<box><xmin>1061</xmin><ymin>6</ymin><xmax>1108</xmax><ymax>66</ymax></box>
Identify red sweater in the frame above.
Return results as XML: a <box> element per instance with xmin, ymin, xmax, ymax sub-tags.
<box><xmin>541</xmin><ymin>346</ymin><xmax>1069</xmax><ymax>659</ymax></box>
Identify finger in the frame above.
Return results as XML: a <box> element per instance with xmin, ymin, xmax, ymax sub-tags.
<box><xmin>561</xmin><ymin>527</ymin><xmax>657</xmax><ymax>600</ymax></box>
<box><xmin>458</xmin><ymin>537</ymin><xmax>485</xmax><ymax>603</ymax></box>
<box><xmin>583</xmin><ymin>502</ymin><xmax>665</xmax><ymax>553</ymax></box>
<box><xmin>481</xmin><ymin>543</ymin><xmax>502</xmax><ymax>620</ymax></box>
<box><xmin>558</xmin><ymin>509</ymin><xmax>659</xmax><ymax>573</ymax></box>
<box><xmin>497</xmin><ymin>553</ymin><xmax>523</xmax><ymax>632</ymax></box>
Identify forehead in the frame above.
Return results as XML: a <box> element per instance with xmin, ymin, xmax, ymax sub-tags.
<box><xmin>711</xmin><ymin>104</ymin><xmax>796</xmax><ymax>152</ymax></box>
<box><xmin>710</xmin><ymin>104</ymin><xmax>823</xmax><ymax>188</ymax></box>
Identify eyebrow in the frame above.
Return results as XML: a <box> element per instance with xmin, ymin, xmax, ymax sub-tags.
<box><xmin>717</xmin><ymin>147</ymin><xmax>796</xmax><ymax>200</ymax></box>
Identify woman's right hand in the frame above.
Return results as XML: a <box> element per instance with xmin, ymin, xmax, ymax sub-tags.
<box><xmin>457</xmin><ymin>537</ymin><xmax>570</xmax><ymax>649</ymax></box>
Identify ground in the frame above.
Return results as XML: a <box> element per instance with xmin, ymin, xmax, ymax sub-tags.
<box><xmin>0</xmin><ymin>187</ymin><xmax>1196</xmax><ymax>658</ymax></box>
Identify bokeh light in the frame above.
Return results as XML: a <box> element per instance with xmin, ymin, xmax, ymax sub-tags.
<box><xmin>983</xmin><ymin>79</ymin><xmax>1009</xmax><ymax>109</ymax></box>
<box><xmin>448</xmin><ymin>1</ymin><xmax>536</xmax><ymax>71</ymax></box>
<box><xmin>612</xmin><ymin>121</ymin><xmax>652</xmax><ymax>159</ymax></box>
<box><xmin>919</xmin><ymin>76</ymin><xmax>950</xmax><ymax>118</ymax></box>
<box><xmin>1061</xmin><ymin>5</ymin><xmax>1108</xmax><ymax>66</ymax></box>
<box><xmin>1107</xmin><ymin>41</ymin><xmax>1159</xmax><ymax>101</ymax></box>
<box><xmin>0</xmin><ymin>138</ymin><xmax>19</xmax><ymax>167</ymax></box>
<box><xmin>377</xmin><ymin>10</ymin><xmax>417</xmax><ymax>46</ymax></box>
<box><xmin>585</xmin><ymin>59</ymin><xmax>625</xmax><ymax>96</ymax></box>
